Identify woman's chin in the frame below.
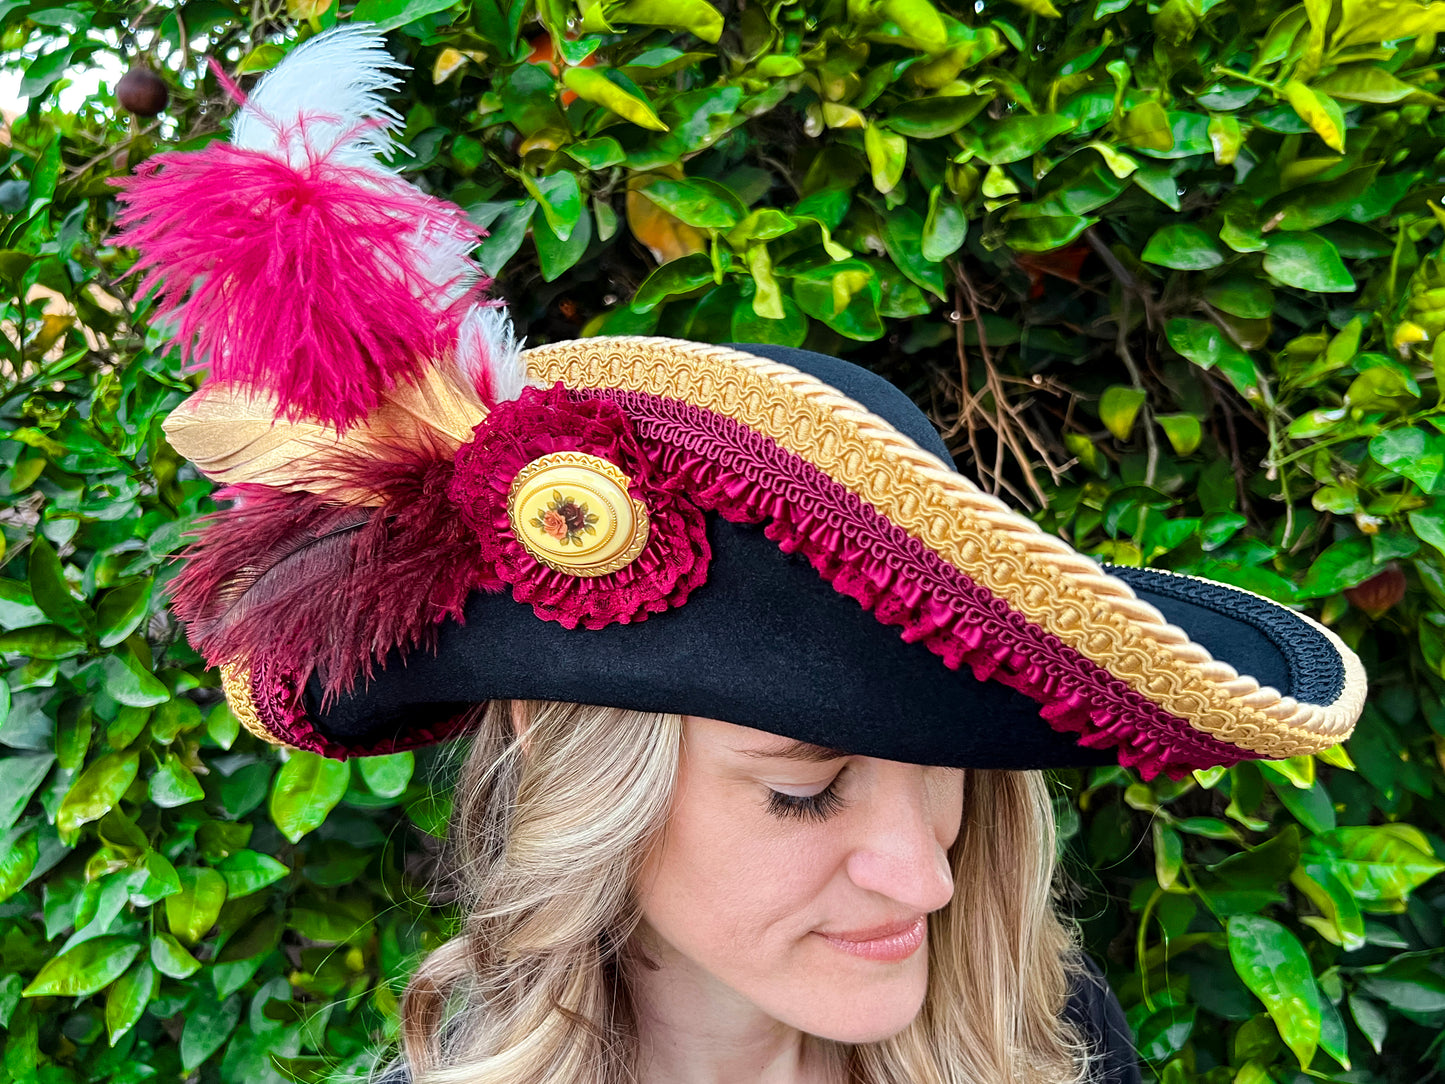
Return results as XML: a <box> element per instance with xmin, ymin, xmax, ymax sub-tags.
<box><xmin>772</xmin><ymin>954</ymin><xmax>930</xmax><ymax>1044</ymax></box>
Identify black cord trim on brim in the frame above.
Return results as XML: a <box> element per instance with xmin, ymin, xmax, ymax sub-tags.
<box><xmin>1103</xmin><ymin>566</ymin><xmax>1346</xmax><ymax>707</ymax></box>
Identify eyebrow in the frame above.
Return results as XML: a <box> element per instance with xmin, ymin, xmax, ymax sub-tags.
<box><xmin>736</xmin><ymin>740</ymin><xmax>850</xmax><ymax>763</ymax></box>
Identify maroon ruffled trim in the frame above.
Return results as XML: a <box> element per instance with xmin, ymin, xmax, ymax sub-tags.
<box><xmin>581</xmin><ymin>388</ymin><xmax>1247</xmax><ymax>781</ymax></box>
<box><xmin>448</xmin><ymin>384</ymin><xmax>710</xmax><ymax>630</ymax></box>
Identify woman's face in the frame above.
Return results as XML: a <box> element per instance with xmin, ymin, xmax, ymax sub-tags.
<box><xmin>632</xmin><ymin>715</ymin><xmax>965</xmax><ymax>1044</ymax></box>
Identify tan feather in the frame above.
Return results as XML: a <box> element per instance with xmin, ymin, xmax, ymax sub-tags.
<box><xmin>162</xmin><ymin>366</ymin><xmax>487</xmax><ymax>503</ymax></box>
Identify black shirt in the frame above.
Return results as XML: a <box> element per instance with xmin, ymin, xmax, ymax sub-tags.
<box><xmin>370</xmin><ymin>954</ymin><xmax>1141</xmax><ymax>1083</ymax></box>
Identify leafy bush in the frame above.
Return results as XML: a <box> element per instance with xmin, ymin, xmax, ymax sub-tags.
<box><xmin>4</xmin><ymin>0</ymin><xmax>1445</xmax><ymax>1081</ymax></box>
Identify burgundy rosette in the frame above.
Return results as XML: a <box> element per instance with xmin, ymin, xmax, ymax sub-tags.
<box><xmin>449</xmin><ymin>384</ymin><xmax>711</xmax><ymax>630</ymax></box>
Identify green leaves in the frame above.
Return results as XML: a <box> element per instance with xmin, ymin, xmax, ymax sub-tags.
<box><xmin>104</xmin><ymin>959</ymin><xmax>154</xmax><ymax>1045</ymax></box>
<box><xmin>216</xmin><ymin>850</ymin><xmax>290</xmax><ymax>898</ymax></box>
<box><xmin>28</xmin><ymin>537</ymin><xmax>92</xmax><ymax>640</ymax></box>
<box><xmin>22</xmin><ymin>936</ymin><xmax>142</xmax><ymax>998</ymax></box>
<box><xmin>791</xmin><ymin>260</ymin><xmax>884</xmax><ymax>340</ymax></box>
<box><xmin>148</xmin><ymin>752</ymin><xmax>205</xmax><ymax>808</ymax></box>
<box><xmin>1372</xmin><ymin>428</ymin><xmax>1445</xmax><ymax>493</ymax></box>
<box><xmin>1165</xmin><ymin>318</ymin><xmax>1261</xmax><ymax>397</ymax></box>
<box><xmin>357</xmin><ymin>751</ymin><xmax>415</xmax><ymax>799</ymax></box>
<box><xmin>94</xmin><ymin>580</ymin><xmax>151</xmax><ymax>648</ymax></box>
<box><xmin>15</xmin><ymin>2</ymin><xmax>1445</xmax><ymax>1081</ymax></box>
<box><xmin>180</xmin><ymin>993</ymin><xmax>241</xmax><ymax>1071</ymax></box>
<box><xmin>269</xmin><ymin>751</ymin><xmax>351</xmax><ymax>844</ymax></box>
<box><xmin>1142</xmin><ymin>224</ymin><xmax>1225</xmax><ymax>269</ymax></box>
<box><xmin>637</xmin><ymin>177</ymin><xmax>741</xmax><ymax>230</ymax></box>
<box><xmin>349</xmin><ymin>0</ymin><xmax>458</xmax><ymax>31</ymax></box>
<box><xmin>960</xmin><ymin>113</ymin><xmax>1076</xmax><ymax>164</ymax></box>
<box><xmin>1299</xmin><ymin>536</ymin><xmax>1382</xmax><ymax>598</ymax></box>
<box><xmin>56</xmin><ymin>750</ymin><xmax>138</xmax><ymax>836</ymax></box>
<box><xmin>1262</xmin><ymin>232</ymin><xmax>1356</xmax><ymax>292</ymax></box>
<box><xmin>1227</xmin><ymin>915</ymin><xmax>1321</xmax><ymax>1068</ymax></box>
<box><xmin>1303</xmin><ymin>827</ymin><xmax>1445</xmax><ymax>910</ymax></box>
<box><xmin>0</xmin><ymin>827</ymin><xmax>37</xmax><ymax>903</ymax></box>
<box><xmin>922</xmin><ymin>187</ymin><xmax>967</xmax><ymax>261</ymax></box>
<box><xmin>163</xmin><ymin>866</ymin><xmax>227</xmax><ymax>945</ymax></box>
<box><xmin>600</xmin><ymin>0</ymin><xmax>724</xmax><ymax>41</ymax></box>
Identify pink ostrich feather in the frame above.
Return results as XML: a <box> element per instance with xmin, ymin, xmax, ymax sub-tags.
<box><xmin>111</xmin><ymin>133</ymin><xmax>482</xmax><ymax>430</ymax></box>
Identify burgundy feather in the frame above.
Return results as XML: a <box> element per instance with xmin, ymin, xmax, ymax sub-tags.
<box><xmin>169</xmin><ymin>442</ymin><xmax>499</xmax><ymax>704</ymax></box>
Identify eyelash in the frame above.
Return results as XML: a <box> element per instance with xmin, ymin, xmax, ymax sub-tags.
<box><xmin>766</xmin><ymin>779</ymin><xmax>847</xmax><ymax>822</ymax></box>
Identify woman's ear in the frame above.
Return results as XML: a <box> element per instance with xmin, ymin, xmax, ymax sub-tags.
<box><xmin>510</xmin><ymin>700</ymin><xmax>531</xmax><ymax>754</ymax></box>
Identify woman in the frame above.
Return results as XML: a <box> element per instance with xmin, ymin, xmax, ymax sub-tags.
<box><xmin>383</xmin><ymin>701</ymin><xmax>1137</xmax><ymax>1084</ymax></box>
<box><xmin>114</xmin><ymin>27</ymin><xmax>1366</xmax><ymax>1084</ymax></box>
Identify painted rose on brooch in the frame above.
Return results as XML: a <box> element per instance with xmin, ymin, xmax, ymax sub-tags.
<box><xmin>535</xmin><ymin>491</ymin><xmax>598</xmax><ymax>545</ymax></box>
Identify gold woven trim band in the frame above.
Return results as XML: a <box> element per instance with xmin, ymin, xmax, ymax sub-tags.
<box><xmin>521</xmin><ymin>337</ymin><xmax>1365</xmax><ymax>758</ymax></box>
<box><xmin>220</xmin><ymin>662</ymin><xmax>303</xmax><ymax>752</ymax></box>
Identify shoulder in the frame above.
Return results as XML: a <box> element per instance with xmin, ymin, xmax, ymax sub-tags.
<box><xmin>1062</xmin><ymin>952</ymin><xmax>1143</xmax><ymax>1084</ymax></box>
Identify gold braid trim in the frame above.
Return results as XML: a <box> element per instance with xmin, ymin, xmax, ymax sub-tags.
<box><xmin>522</xmin><ymin>337</ymin><xmax>1366</xmax><ymax>758</ymax></box>
<box><xmin>220</xmin><ymin>662</ymin><xmax>305</xmax><ymax>751</ymax></box>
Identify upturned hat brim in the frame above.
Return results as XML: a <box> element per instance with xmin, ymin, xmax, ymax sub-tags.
<box><xmin>212</xmin><ymin>339</ymin><xmax>1365</xmax><ymax>779</ymax></box>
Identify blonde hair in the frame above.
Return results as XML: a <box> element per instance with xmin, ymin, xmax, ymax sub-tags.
<box><xmin>395</xmin><ymin>700</ymin><xmax>1093</xmax><ymax>1083</ymax></box>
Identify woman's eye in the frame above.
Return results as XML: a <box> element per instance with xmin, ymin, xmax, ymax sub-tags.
<box><xmin>766</xmin><ymin>780</ymin><xmax>846</xmax><ymax>823</ymax></box>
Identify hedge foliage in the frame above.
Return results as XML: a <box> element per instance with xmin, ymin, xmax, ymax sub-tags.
<box><xmin>5</xmin><ymin>0</ymin><xmax>1445</xmax><ymax>1080</ymax></box>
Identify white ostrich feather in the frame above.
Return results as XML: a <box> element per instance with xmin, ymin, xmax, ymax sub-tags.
<box><xmin>231</xmin><ymin>24</ymin><xmax>405</xmax><ymax>170</ymax></box>
<box><xmin>457</xmin><ymin>305</ymin><xmax>530</xmax><ymax>403</ymax></box>
<box><xmin>409</xmin><ymin>214</ymin><xmax>482</xmax><ymax>306</ymax></box>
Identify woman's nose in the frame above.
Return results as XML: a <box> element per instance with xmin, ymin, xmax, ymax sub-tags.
<box><xmin>843</xmin><ymin>767</ymin><xmax>957</xmax><ymax>913</ymax></box>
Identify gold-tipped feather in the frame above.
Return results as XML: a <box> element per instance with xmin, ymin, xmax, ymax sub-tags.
<box><xmin>162</xmin><ymin>364</ymin><xmax>487</xmax><ymax>504</ymax></box>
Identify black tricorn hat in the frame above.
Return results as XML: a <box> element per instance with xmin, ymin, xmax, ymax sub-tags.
<box><xmin>162</xmin><ymin>335</ymin><xmax>1364</xmax><ymax>781</ymax></box>
<box><xmin>123</xmin><ymin>30</ymin><xmax>1365</xmax><ymax>780</ymax></box>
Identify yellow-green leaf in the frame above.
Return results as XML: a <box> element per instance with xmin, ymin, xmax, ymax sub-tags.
<box><xmin>982</xmin><ymin>163</ymin><xmax>1019</xmax><ymax>198</ymax></box>
<box><xmin>104</xmin><ymin>959</ymin><xmax>154</xmax><ymax>1046</ymax></box>
<box><xmin>0</xmin><ymin>826</ymin><xmax>37</xmax><ymax>903</ymax></box>
<box><xmin>56</xmin><ymin>751</ymin><xmax>139</xmax><ymax>836</ymax></box>
<box><xmin>1318</xmin><ymin>64</ymin><xmax>1440</xmax><ymax>104</ymax></box>
<box><xmin>606</xmin><ymin>0</ymin><xmax>724</xmax><ymax>42</ymax></box>
<box><xmin>1099</xmin><ymin>385</ymin><xmax>1147</xmax><ymax>440</ymax></box>
<box><xmin>864</xmin><ymin>124</ymin><xmax>908</xmax><ymax>194</ymax></box>
<box><xmin>163</xmin><ymin>866</ymin><xmax>227</xmax><ymax>945</ymax></box>
<box><xmin>1119</xmin><ymin>100</ymin><xmax>1174</xmax><ymax>151</ymax></box>
<box><xmin>287</xmin><ymin>0</ymin><xmax>334</xmax><ymax>16</ymax></box>
<box><xmin>150</xmin><ymin>932</ymin><xmax>201</xmax><ymax>979</ymax></box>
<box><xmin>1006</xmin><ymin>0</ymin><xmax>1061</xmax><ymax>16</ymax></box>
<box><xmin>23</xmin><ymin>936</ymin><xmax>142</xmax><ymax>998</ymax></box>
<box><xmin>563</xmin><ymin>67</ymin><xmax>668</xmax><ymax>131</ymax></box>
<box><xmin>269</xmin><ymin>750</ymin><xmax>351</xmax><ymax>844</ymax></box>
<box><xmin>1157</xmin><ymin>413</ymin><xmax>1203</xmax><ymax>455</ymax></box>
<box><xmin>1208</xmin><ymin>114</ymin><xmax>1243</xmax><ymax>165</ymax></box>
<box><xmin>1228</xmin><ymin>915</ymin><xmax>1321</xmax><ymax>1069</ymax></box>
<box><xmin>1282</xmin><ymin>81</ymin><xmax>1346</xmax><ymax>152</ymax></box>
<box><xmin>1088</xmin><ymin>141</ymin><xmax>1138</xmax><ymax>178</ymax></box>
<box><xmin>880</xmin><ymin>0</ymin><xmax>949</xmax><ymax>51</ymax></box>
<box><xmin>1334</xmin><ymin>0</ymin><xmax>1445</xmax><ymax>49</ymax></box>
<box><xmin>747</xmin><ymin>244</ymin><xmax>785</xmax><ymax>320</ymax></box>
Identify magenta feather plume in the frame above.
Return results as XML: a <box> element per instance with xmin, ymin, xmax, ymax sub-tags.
<box><xmin>111</xmin><ymin>138</ymin><xmax>481</xmax><ymax>430</ymax></box>
<box><xmin>169</xmin><ymin>443</ymin><xmax>499</xmax><ymax>702</ymax></box>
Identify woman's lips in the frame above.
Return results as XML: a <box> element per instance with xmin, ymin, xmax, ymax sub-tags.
<box><xmin>816</xmin><ymin>916</ymin><xmax>926</xmax><ymax>962</ymax></box>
